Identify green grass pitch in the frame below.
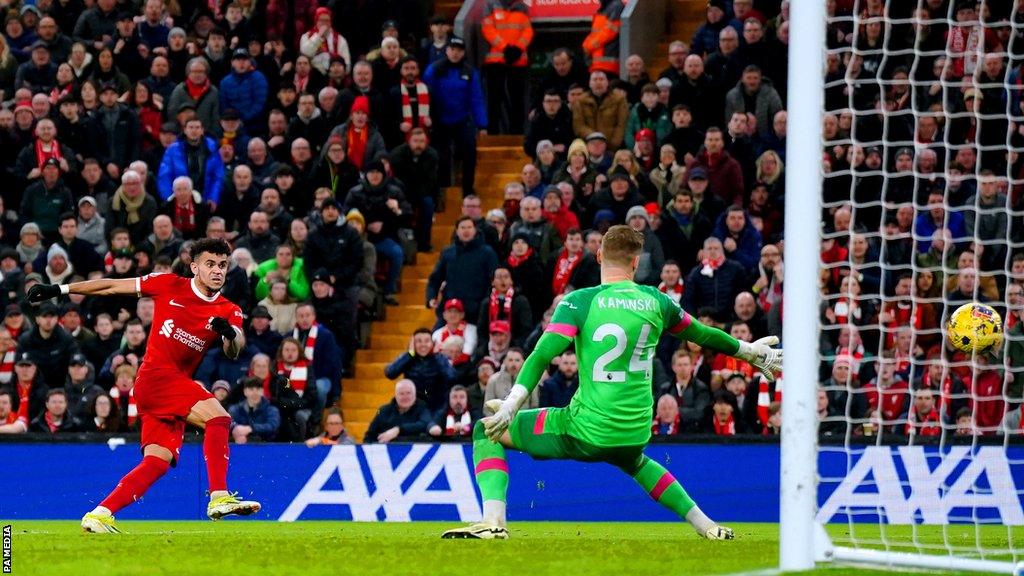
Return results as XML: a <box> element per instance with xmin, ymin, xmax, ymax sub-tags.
<box><xmin>3</xmin><ymin>521</ymin><xmax>1017</xmax><ymax>576</ymax></box>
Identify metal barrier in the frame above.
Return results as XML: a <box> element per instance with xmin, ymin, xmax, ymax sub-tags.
<box><xmin>620</xmin><ymin>0</ymin><xmax>668</xmax><ymax>78</ymax></box>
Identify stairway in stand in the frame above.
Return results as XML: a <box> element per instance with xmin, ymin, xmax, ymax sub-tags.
<box><xmin>647</xmin><ymin>1</ymin><xmax>710</xmax><ymax>79</ymax></box>
<box><xmin>343</xmin><ymin>135</ymin><xmax>530</xmax><ymax>442</ymax></box>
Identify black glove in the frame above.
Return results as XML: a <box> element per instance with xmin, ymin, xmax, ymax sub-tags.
<box><xmin>209</xmin><ymin>317</ymin><xmax>236</xmax><ymax>340</ymax></box>
<box><xmin>503</xmin><ymin>45</ymin><xmax>523</xmax><ymax>65</ymax></box>
<box><xmin>26</xmin><ymin>283</ymin><xmax>60</xmax><ymax>303</ymax></box>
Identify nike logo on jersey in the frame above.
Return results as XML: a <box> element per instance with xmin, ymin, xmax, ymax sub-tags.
<box><xmin>169</xmin><ymin>299</ymin><xmax>185</xmax><ymax>308</ymax></box>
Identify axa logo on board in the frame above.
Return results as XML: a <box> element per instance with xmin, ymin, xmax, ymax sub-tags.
<box><xmin>279</xmin><ymin>444</ymin><xmax>482</xmax><ymax>522</ymax></box>
<box><xmin>818</xmin><ymin>446</ymin><xmax>1024</xmax><ymax>525</ymax></box>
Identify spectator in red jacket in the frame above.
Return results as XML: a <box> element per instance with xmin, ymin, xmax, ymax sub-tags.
<box><xmin>691</xmin><ymin>127</ymin><xmax>744</xmax><ymax>207</ymax></box>
<box><xmin>906</xmin><ymin>387</ymin><xmax>941</xmax><ymax>437</ymax></box>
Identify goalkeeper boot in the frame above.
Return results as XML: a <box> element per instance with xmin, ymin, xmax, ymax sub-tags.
<box><xmin>207</xmin><ymin>492</ymin><xmax>261</xmax><ymax>520</ymax></box>
<box><xmin>703</xmin><ymin>525</ymin><xmax>735</xmax><ymax>540</ymax></box>
<box><xmin>81</xmin><ymin>512</ymin><xmax>122</xmax><ymax>534</ymax></box>
<box><xmin>441</xmin><ymin>523</ymin><xmax>510</xmax><ymax>540</ymax></box>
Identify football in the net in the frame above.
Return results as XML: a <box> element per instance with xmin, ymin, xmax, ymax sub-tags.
<box><xmin>945</xmin><ymin>302</ymin><xmax>1003</xmax><ymax>354</ymax></box>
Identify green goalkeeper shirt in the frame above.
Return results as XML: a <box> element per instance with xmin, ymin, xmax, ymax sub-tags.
<box><xmin>522</xmin><ymin>281</ymin><xmax>740</xmax><ymax>447</ymax></box>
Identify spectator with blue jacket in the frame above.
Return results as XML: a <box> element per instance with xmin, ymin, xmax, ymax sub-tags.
<box><xmin>229</xmin><ymin>377</ymin><xmax>281</xmax><ymax>443</ymax></box>
<box><xmin>423</xmin><ymin>36</ymin><xmax>487</xmax><ymax>198</ymax></box>
<box><xmin>712</xmin><ymin>205</ymin><xmax>762</xmax><ymax>270</ymax></box>
<box><xmin>219</xmin><ymin>48</ymin><xmax>268</xmax><ymax>135</ymax></box>
<box><xmin>157</xmin><ymin>117</ymin><xmax>225</xmax><ymax>207</ymax></box>
<box><xmin>689</xmin><ymin>0</ymin><xmax>729</xmax><ymax>58</ymax></box>
<box><xmin>292</xmin><ymin>303</ymin><xmax>344</xmax><ymax>407</ymax></box>
<box><xmin>385</xmin><ymin>327</ymin><xmax>458</xmax><ymax>411</ymax></box>
<box><xmin>426</xmin><ymin>216</ymin><xmax>499</xmax><ymax>324</ymax></box>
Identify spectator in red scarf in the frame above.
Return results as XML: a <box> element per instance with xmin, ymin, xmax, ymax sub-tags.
<box><xmin>861</xmin><ymin>352</ymin><xmax>910</xmax><ymax>434</ymax></box>
<box><xmin>325</xmin><ymin>95</ymin><xmax>385</xmax><ymax>171</ymax></box>
<box><xmin>704</xmin><ymin>389</ymin><xmax>745</xmax><ymax>435</ymax></box>
<box><xmin>506</xmin><ymin>230</ymin><xmax>550</xmax><ymax>324</ymax></box>
<box><xmin>431</xmin><ymin>298</ymin><xmax>477</xmax><ymax>367</ymax></box>
<box><xmin>549</xmin><ymin>228</ymin><xmax>597</xmax><ymax>296</ymax></box>
<box><xmin>300</xmin><ymin>7</ymin><xmax>351</xmax><ymax>76</ymax></box>
<box><xmin>541</xmin><ymin>186</ymin><xmax>579</xmax><ymax>241</ymax></box>
<box><xmin>393</xmin><ymin>57</ymin><xmax>431</xmax><ymax>138</ymax></box>
<box><xmin>167</xmin><ymin>58</ymin><xmax>220</xmax><ymax>134</ymax></box>
<box><xmin>963</xmin><ymin>355</ymin><xmax>1005</xmax><ymax>435</ymax></box>
<box><xmin>475</xmin><ymin>266</ymin><xmax>533</xmax><ymax>353</ymax></box>
<box><xmin>30</xmin><ymin>388</ymin><xmax>81</xmax><ymax>433</ymax></box>
<box><xmin>691</xmin><ymin>127</ymin><xmax>744</xmax><ymax>207</ymax></box>
<box><xmin>0</xmin><ymin>389</ymin><xmax>26</xmax><ymax>433</ymax></box>
<box><xmin>14</xmin><ymin>117</ymin><xmax>75</xmax><ymax>183</ymax></box>
<box><xmin>428</xmin><ymin>384</ymin><xmax>479</xmax><ymax>438</ymax></box>
<box><xmin>658</xmin><ymin>349</ymin><xmax>709</xmax><ymax>432</ymax></box>
<box><xmin>159</xmin><ymin>176</ymin><xmax>210</xmax><ymax>240</ymax></box>
<box><xmin>651</xmin><ymin>393</ymin><xmax>682</xmax><ymax>436</ymax></box>
<box><xmin>906</xmin><ymin>387</ymin><xmax>941</xmax><ymax>437</ymax></box>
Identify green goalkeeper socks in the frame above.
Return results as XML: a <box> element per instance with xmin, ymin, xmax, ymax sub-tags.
<box><xmin>631</xmin><ymin>455</ymin><xmax>697</xmax><ymax>519</ymax></box>
<box><xmin>472</xmin><ymin>421</ymin><xmax>509</xmax><ymax>516</ymax></box>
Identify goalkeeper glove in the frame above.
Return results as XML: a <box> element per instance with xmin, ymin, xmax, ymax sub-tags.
<box><xmin>26</xmin><ymin>283</ymin><xmax>62</xmax><ymax>303</ymax></box>
<box><xmin>209</xmin><ymin>317</ymin><xmax>237</xmax><ymax>341</ymax></box>
<box><xmin>480</xmin><ymin>384</ymin><xmax>529</xmax><ymax>442</ymax></box>
<box><xmin>736</xmin><ymin>336</ymin><xmax>783</xmax><ymax>382</ymax></box>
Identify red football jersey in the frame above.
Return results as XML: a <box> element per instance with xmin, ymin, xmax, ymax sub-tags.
<box><xmin>137</xmin><ymin>273</ymin><xmax>243</xmax><ymax>377</ymax></box>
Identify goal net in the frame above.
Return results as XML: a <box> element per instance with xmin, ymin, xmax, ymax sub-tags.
<box><xmin>784</xmin><ymin>0</ymin><xmax>1024</xmax><ymax>573</ymax></box>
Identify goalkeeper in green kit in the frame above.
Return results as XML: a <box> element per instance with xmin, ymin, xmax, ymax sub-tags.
<box><xmin>442</xmin><ymin>225</ymin><xmax>783</xmax><ymax>540</ymax></box>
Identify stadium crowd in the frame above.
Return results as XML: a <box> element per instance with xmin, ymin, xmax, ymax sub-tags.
<box><xmin>0</xmin><ymin>0</ymin><xmax>1022</xmax><ymax>444</ymax></box>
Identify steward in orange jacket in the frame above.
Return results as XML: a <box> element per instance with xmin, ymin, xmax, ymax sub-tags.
<box><xmin>583</xmin><ymin>0</ymin><xmax>625</xmax><ymax>75</ymax></box>
<box><xmin>480</xmin><ymin>0</ymin><xmax>534</xmax><ymax>134</ymax></box>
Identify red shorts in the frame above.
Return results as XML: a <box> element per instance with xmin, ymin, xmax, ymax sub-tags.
<box><xmin>133</xmin><ymin>367</ymin><xmax>214</xmax><ymax>464</ymax></box>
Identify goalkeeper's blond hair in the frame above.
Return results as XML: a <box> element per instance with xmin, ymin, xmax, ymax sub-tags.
<box><xmin>600</xmin><ymin>225</ymin><xmax>644</xmax><ymax>268</ymax></box>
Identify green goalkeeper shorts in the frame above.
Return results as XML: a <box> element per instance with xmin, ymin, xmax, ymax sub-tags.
<box><xmin>508</xmin><ymin>407</ymin><xmax>647</xmax><ymax>475</ymax></box>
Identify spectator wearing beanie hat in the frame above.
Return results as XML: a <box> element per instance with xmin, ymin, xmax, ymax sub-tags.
<box><xmin>343</xmin><ymin>158</ymin><xmax>410</xmax><ymax>302</ymax></box>
<box><xmin>300</xmin><ymin>7</ymin><xmax>351</xmax><ymax>76</ymax></box>
<box><xmin>324</xmin><ymin>94</ymin><xmax>386</xmax><ymax>171</ymax></box>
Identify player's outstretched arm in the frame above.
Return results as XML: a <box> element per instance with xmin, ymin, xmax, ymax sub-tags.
<box><xmin>27</xmin><ymin>278</ymin><xmax>139</xmax><ymax>302</ymax></box>
<box><xmin>677</xmin><ymin>318</ymin><xmax>782</xmax><ymax>382</ymax></box>
<box><xmin>481</xmin><ymin>331</ymin><xmax>570</xmax><ymax>441</ymax></box>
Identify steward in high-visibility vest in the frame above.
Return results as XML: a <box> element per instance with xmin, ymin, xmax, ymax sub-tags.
<box><xmin>583</xmin><ymin>0</ymin><xmax>625</xmax><ymax>75</ymax></box>
<box><xmin>480</xmin><ymin>0</ymin><xmax>534</xmax><ymax>134</ymax></box>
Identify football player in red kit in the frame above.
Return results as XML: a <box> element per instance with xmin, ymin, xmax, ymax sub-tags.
<box><xmin>28</xmin><ymin>238</ymin><xmax>261</xmax><ymax>533</ymax></box>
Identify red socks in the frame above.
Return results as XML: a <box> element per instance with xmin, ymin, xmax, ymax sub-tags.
<box><xmin>203</xmin><ymin>416</ymin><xmax>231</xmax><ymax>493</ymax></box>
<box><xmin>99</xmin><ymin>455</ymin><xmax>170</xmax><ymax>514</ymax></box>
<box><xmin>97</xmin><ymin>416</ymin><xmax>232</xmax><ymax>514</ymax></box>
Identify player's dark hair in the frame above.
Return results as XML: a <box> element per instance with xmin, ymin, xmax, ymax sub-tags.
<box><xmin>189</xmin><ymin>238</ymin><xmax>231</xmax><ymax>261</ymax></box>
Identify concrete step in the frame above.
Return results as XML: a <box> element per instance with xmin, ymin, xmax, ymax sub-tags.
<box><xmin>353</xmin><ymin>362</ymin><xmax>389</xmax><ymax>380</ymax></box>
<box><xmin>344</xmin><ymin>378</ymin><xmax>393</xmax><ymax>393</ymax></box>
<box><xmin>343</xmin><ymin>390</ymin><xmax>393</xmax><ymax>407</ymax></box>
<box><xmin>346</xmin><ymin>408</ymin><xmax>381</xmax><ymax>423</ymax></box>
<box><xmin>367</xmin><ymin>333</ymin><xmax>414</xmax><ymax>349</ymax></box>
<box><xmin>479</xmin><ymin>135</ymin><xmax>524</xmax><ymax>146</ymax></box>
<box><xmin>346</xmin><ymin>422</ymin><xmax>369</xmax><ymax>442</ymax></box>
<box><xmin>356</xmin><ymin>348</ymin><xmax>417</xmax><ymax>363</ymax></box>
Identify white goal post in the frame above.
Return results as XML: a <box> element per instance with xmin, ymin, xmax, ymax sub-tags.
<box><xmin>782</xmin><ymin>1</ymin><xmax>1023</xmax><ymax>574</ymax></box>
